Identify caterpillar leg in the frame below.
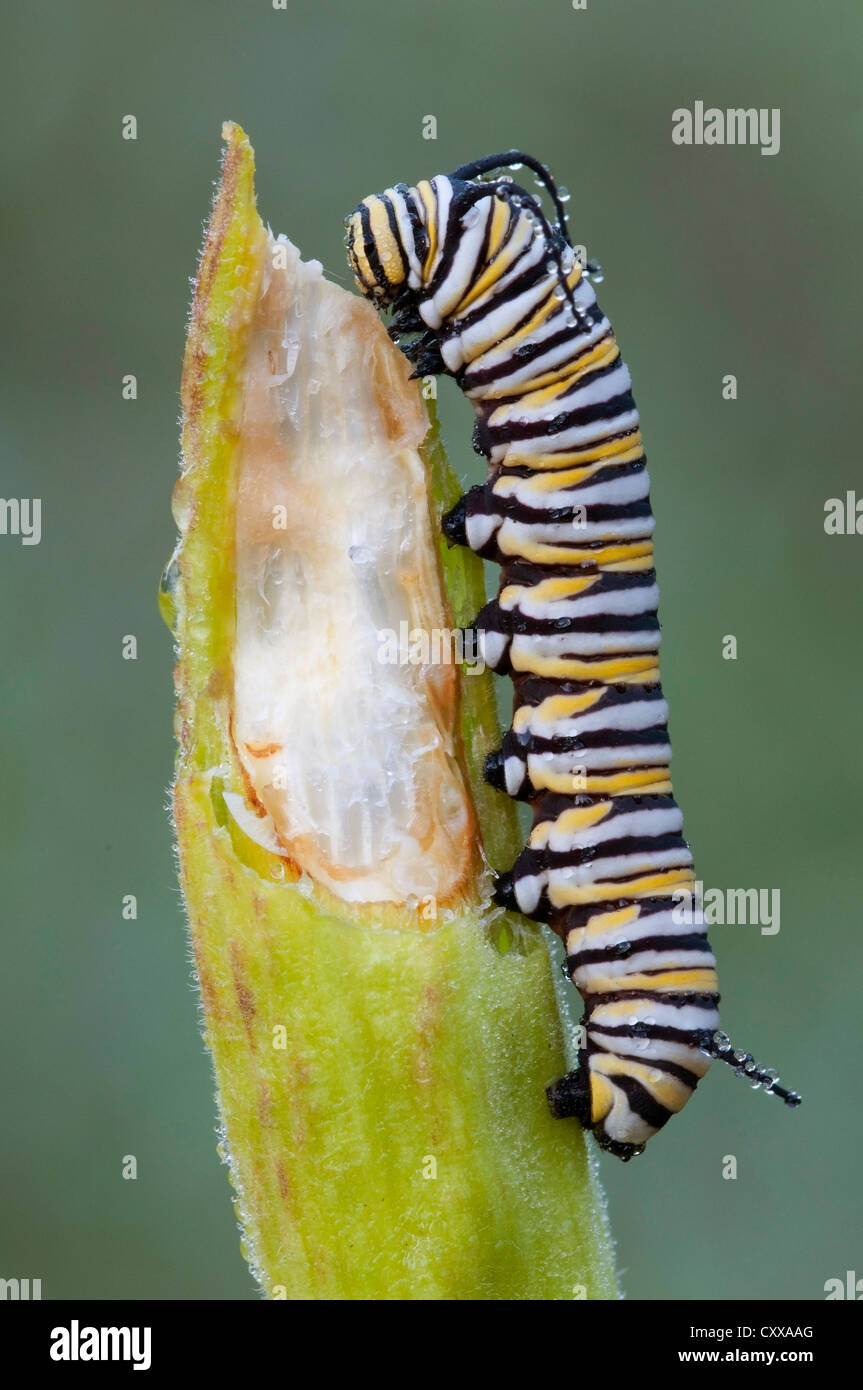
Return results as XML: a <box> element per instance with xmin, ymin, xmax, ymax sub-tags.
<box><xmin>546</xmin><ymin>1067</ymin><xmax>590</xmax><ymax>1121</ymax></box>
<box><xmin>547</xmin><ymin>1062</ymin><xmax>648</xmax><ymax>1162</ymax></box>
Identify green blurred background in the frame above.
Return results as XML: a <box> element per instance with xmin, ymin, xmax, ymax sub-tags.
<box><xmin>2</xmin><ymin>0</ymin><xmax>860</xmax><ymax>1300</ymax></box>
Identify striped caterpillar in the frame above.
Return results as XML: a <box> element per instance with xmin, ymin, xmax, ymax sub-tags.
<box><xmin>346</xmin><ymin>151</ymin><xmax>800</xmax><ymax>1159</ymax></box>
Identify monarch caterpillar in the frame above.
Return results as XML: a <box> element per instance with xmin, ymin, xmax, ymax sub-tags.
<box><xmin>346</xmin><ymin>151</ymin><xmax>801</xmax><ymax>1159</ymax></box>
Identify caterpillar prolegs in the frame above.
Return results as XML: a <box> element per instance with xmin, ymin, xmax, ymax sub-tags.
<box><xmin>346</xmin><ymin>152</ymin><xmax>801</xmax><ymax>1159</ymax></box>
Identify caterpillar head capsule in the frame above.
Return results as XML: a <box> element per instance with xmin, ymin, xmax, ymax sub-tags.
<box><xmin>346</xmin><ymin>198</ymin><xmax>409</xmax><ymax>306</ymax></box>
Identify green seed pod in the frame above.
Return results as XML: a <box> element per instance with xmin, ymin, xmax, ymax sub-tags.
<box><xmin>170</xmin><ymin>121</ymin><xmax>617</xmax><ymax>1300</ymax></box>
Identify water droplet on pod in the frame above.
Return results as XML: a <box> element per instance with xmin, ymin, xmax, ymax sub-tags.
<box><xmin>158</xmin><ymin>546</ymin><xmax>181</xmax><ymax>636</ymax></box>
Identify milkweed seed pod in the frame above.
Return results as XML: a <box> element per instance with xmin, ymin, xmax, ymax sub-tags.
<box><xmin>168</xmin><ymin>123</ymin><xmax>617</xmax><ymax>1300</ymax></box>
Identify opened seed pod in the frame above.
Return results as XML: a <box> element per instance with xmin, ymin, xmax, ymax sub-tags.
<box><xmin>168</xmin><ymin>121</ymin><xmax>616</xmax><ymax>1300</ymax></box>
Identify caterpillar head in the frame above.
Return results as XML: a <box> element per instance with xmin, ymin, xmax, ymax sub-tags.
<box><xmin>346</xmin><ymin>196</ymin><xmax>408</xmax><ymax>306</ymax></box>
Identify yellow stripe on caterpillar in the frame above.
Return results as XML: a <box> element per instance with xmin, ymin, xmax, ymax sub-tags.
<box><xmin>502</xmin><ymin>432</ymin><xmax>645</xmax><ymax>471</ymax></box>
<box><xmin>565</xmin><ymin>905</ymin><xmax>642</xmax><ymax>948</ymax></box>
<box><xmin>578</xmin><ymin>968</ymin><xmax>719</xmax><ymax>996</ymax></box>
<box><xmin>509</xmin><ymin>648</ymin><xmax>661</xmax><ymax>681</ymax></box>
<box><xmin>365</xmin><ymin>198</ymin><xmax>406</xmax><ymax>287</ymax></box>
<box><xmin>455</xmin><ymin>203</ymin><xmax>524</xmax><ymax>313</ymax></box>
<box><xmin>499</xmin><ymin>576</ymin><xmax>598</xmax><ymax>609</ymax></box>
<box><xmin>494</xmin><ymin>338</ymin><xmax>621</xmax><ymax>413</ymax></box>
<box><xmin>529</xmin><ymin>799</ymin><xmax>615</xmax><ymax>849</ymax></box>
<box><xmin>549</xmin><ymin>868</ymin><xmax>696</xmax><ymax>909</ymax></box>
<box><xmin>492</xmin><ymin>265</ymin><xmax>582</xmax><ymax>355</ymax></box>
<box><xmin>496</xmin><ymin>455</ymin><xmax>645</xmax><ymax>495</ymax></box>
<box><xmin>529</xmin><ymin>768</ymin><xmax>671</xmax><ymax>795</ymax></box>
<box><xmin>498</xmin><ymin>542</ymin><xmax>656</xmax><ymax>571</ymax></box>
<box><xmin>589</xmin><ymin>1072</ymin><xmax>616</xmax><ymax>1126</ymax></box>
<box><xmin>414</xmin><ymin>180</ymin><xmax>438</xmax><ymax>279</ymax></box>
<box><xmin>513</xmin><ymin>690</ymin><xmax>605</xmax><ymax>737</ymax></box>
<box><xmin>347</xmin><ymin>210</ymin><xmax>376</xmax><ymax>292</ymax></box>
<box><xmin>589</xmin><ymin>1055</ymin><xmax>693</xmax><ymax>1112</ymax></box>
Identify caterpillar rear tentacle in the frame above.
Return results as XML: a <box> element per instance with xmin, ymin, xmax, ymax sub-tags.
<box><xmin>346</xmin><ymin>152</ymin><xmax>801</xmax><ymax>1159</ymax></box>
<box><xmin>699</xmin><ymin>1030</ymin><xmax>802</xmax><ymax>1107</ymax></box>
